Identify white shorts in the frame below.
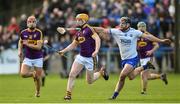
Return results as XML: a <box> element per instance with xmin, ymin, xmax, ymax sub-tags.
<box><xmin>140</xmin><ymin>57</ymin><xmax>151</xmax><ymax>66</ymax></box>
<box><xmin>74</xmin><ymin>54</ymin><xmax>98</xmax><ymax>71</ymax></box>
<box><xmin>23</xmin><ymin>57</ymin><xmax>43</xmax><ymax>68</ymax></box>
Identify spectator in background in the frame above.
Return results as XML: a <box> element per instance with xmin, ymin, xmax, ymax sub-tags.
<box><xmin>164</xmin><ymin>31</ymin><xmax>174</xmax><ymax>71</ymax></box>
<box><xmin>7</xmin><ymin>17</ymin><xmax>20</xmax><ymax>34</ymax></box>
<box><xmin>0</xmin><ymin>25</ymin><xmax>4</xmax><ymax>63</ymax></box>
<box><xmin>74</xmin><ymin>2</ymin><xmax>89</xmax><ymax>15</ymax></box>
<box><xmin>19</xmin><ymin>14</ymin><xmax>27</xmax><ymax>31</ymax></box>
<box><xmin>48</xmin><ymin>8</ymin><xmax>65</xmax><ymax>37</ymax></box>
<box><xmin>59</xmin><ymin>35</ymin><xmax>71</xmax><ymax>78</ymax></box>
<box><xmin>48</xmin><ymin>0</ymin><xmax>61</xmax><ymax>13</ymax></box>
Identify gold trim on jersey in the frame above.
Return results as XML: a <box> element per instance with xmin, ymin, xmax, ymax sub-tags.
<box><xmin>138</xmin><ymin>41</ymin><xmax>147</xmax><ymax>47</ymax></box>
<box><xmin>77</xmin><ymin>36</ymin><xmax>86</xmax><ymax>43</ymax></box>
<box><xmin>82</xmin><ymin>24</ymin><xmax>98</xmax><ymax>39</ymax></box>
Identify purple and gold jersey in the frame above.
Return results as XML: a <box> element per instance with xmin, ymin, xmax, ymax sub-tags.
<box><xmin>137</xmin><ymin>32</ymin><xmax>154</xmax><ymax>58</ymax></box>
<box><xmin>20</xmin><ymin>28</ymin><xmax>43</xmax><ymax>59</ymax></box>
<box><xmin>75</xmin><ymin>24</ymin><xmax>96</xmax><ymax>57</ymax></box>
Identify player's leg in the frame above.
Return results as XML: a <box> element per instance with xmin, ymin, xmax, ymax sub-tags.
<box><xmin>20</xmin><ymin>58</ymin><xmax>33</xmax><ymax>78</ymax></box>
<box><xmin>110</xmin><ymin>64</ymin><xmax>134</xmax><ymax>99</ymax></box>
<box><xmin>41</xmin><ymin>60</ymin><xmax>48</xmax><ymax>86</ymax></box>
<box><xmin>160</xmin><ymin>73</ymin><xmax>168</xmax><ymax>85</ymax></box>
<box><xmin>110</xmin><ymin>56</ymin><xmax>140</xmax><ymax>99</ymax></box>
<box><xmin>64</xmin><ymin>61</ymin><xmax>84</xmax><ymax>100</ymax></box>
<box><xmin>128</xmin><ymin>66</ymin><xmax>144</xmax><ymax>80</ymax></box>
<box><xmin>140</xmin><ymin>70</ymin><xmax>150</xmax><ymax>94</ymax></box>
<box><xmin>41</xmin><ymin>70</ymin><xmax>46</xmax><ymax>86</ymax></box>
<box><xmin>128</xmin><ymin>57</ymin><xmax>155</xmax><ymax>80</ymax></box>
<box><xmin>147</xmin><ymin>73</ymin><xmax>168</xmax><ymax>85</ymax></box>
<box><xmin>33</xmin><ymin>58</ymin><xmax>43</xmax><ymax>97</ymax></box>
<box><xmin>85</xmin><ymin>57</ymin><xmax>109</xmax><ymax>84</ymax></box>
<box><xmin>85</xmin><ymin>66</ymin><xmax>108</xmax><ymax>84</ymax></box>
<box><xmin>141</xmin><ymin>71</ymin><xmax>168</xmax><ymax>94</ymax></box>
<box><xmin>34</xmin><ymin>67</ymin><xmax>42</xmax><ymax>97</ymax></box>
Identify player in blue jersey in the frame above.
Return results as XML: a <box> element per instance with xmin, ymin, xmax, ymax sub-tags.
<box><xmin>94</xmin><ymin>17</ymin><xmax>170</xmax><ymax>99</ymax></box>
<box><xmin>58</xmin><ymin>13</ymin><xmax>109</xmax><ymax>100</ymax></box>
<box><xmin>18</xmin><ymin>16</ymin><xmax>43</xmax><ymax>97</ymax></box>
<box><xmin>137</xmin><ymin>22</ymin><xmax>168</xmax><ymax>94</ymax></box>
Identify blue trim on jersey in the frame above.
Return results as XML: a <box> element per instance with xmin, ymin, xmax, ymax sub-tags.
<box><xmin>109</xmin><ymin>29</ymin><xmax>112</xmax><ymax>35</ymax></box>
<box><xmin>121</xmin><ymin>56</ymin><xmax>139</xmax><ymax>69</ymax></box>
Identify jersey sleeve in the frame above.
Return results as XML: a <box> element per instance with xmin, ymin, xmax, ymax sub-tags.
<box><xmin>135</xmin><ymin>30</ymin><xmax>143</xmax><ymax>37</ymax></box>
<box><xmin>37</xmin><ymin>29</ymin><xmax>43</xmax><ymax>40</ymax></box>
<box><xmin>109</xmin><ymin>28</ymin><xmax>118</xmax><ymax>37</ymax></box>
<box><xmin>20</xmin><ymin>29</ymin><xmax>26</xmax><ymax>40</ymax></box>
<box><xmin>88</xmin><ymin>26</ymin><xmax>97</xmax><ymax>38</ymax></box>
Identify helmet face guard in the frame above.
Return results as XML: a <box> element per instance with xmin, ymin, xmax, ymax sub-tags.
<box><xmin>76</xmin><ymin>19</ymin><xmax>86</xmax><ymax>26</ymax></box>
<box><xmin>137</xmin><ymin>22</ymin><xmax>146</xmax><ymax>32</ymax></box>
<box><xmin>119</xmin><ymin>17</ymin><xmax>131</xmax><ymax>30</ymax></box>
<box><xmin>27</xmin><ymin>16</ymin><xmax>37</xmax><ymax>29</ymax></box>
<box><xmin>75</xmin><ymin>13</ymin><xmax>89</xmax><ymax>26</ymax></box>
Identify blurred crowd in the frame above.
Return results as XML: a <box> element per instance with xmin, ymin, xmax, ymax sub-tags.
<box><xmin>0</xmin><ymin>0</ymin><xmax>175</xmax><ymax>72</ymax></box>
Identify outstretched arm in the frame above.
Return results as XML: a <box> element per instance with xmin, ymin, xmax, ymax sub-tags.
<box><xmin>141</xmin><ymin>33</ymin><xmax>171</xmax><ymax>44</ymax></box>
<box><xmin>93</xmin><ymin>27</ymin><xmax>110</xmax><ymax>40</ymax></box>
<box><xmin>57</xmin><ymin>27</ymin><xmax>81</xmax><ymax>34</ymax></box>
<box><xmin>59</xmin><ymin>40</ymin><xmax>78</xmax><ymax>55</ymax></box>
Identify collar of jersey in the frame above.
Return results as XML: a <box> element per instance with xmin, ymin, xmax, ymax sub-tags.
<box><xmin>82</xmin><ymin>24</ymin><xmax>89</xmax><ymax>29</ymax></box>
<box><xmin>121</xmin><ymin>27</ymin><xmax>130</xmax><ymax>33</ymax></box>
<box><xmin>27</xmin><ymin>28</ymin><xmax>37</xmax><ymax>32</ymax></box>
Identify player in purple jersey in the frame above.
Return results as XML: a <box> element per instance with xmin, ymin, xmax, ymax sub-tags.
<box><xmin>18</xmin><ymin>16</ymin><xmax>43</xmax><ymax>97</ymax></box>
<box><xmin>137</xmin><ymin>22</ymin><xmax>168</xmax><ymax>94</ymax></box>
<box><xmin>58</xmin><ymin>13</ymin><xmax>109</xmax><ymax>100</ymax></box>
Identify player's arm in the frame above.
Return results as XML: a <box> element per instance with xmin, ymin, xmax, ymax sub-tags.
<box><xmin>18</xmin><ymin>38</ymin><xmax>23</xmax><ymax>58</ymax></box>
<box><xmin>91</xmin><ymin>33</ymin><xmax>101</xmax><ymax>57</ymax></box>
<box><xmin>59</xmin><ymin>40</ymin><xmax>78</xmax><ymax>55</ymax></box>
<box><xmin>141</xmin><ymin>33</ymin><xmax>171</xmax><ymax>44</ymax></box>
<box><xmin>23</xmin><ymin>40</ymin><xmax>43</xmax><ymax>50</ymax></box>
<box><xmin>43</xmin><ymin>55</ymin><xmax>50</xmax><ymax>61</ymax></box>
<box><xmin>151</xmin><ymin>42</ymin><xmax>159</xmax><ymax>52</ymax></box>
<box><xmin>146</xmin><ymin>42</ymin><xmax>159</xmax><ymax>56</ymax></box>
<box><xmin>57</xmin><ymin>27</ymin><xmax>81</xmax><ymax>34</ymax></box>
<box><xmin>93</xmin><ymin>27</ymin><xmax>110</xmax><ymax>40</ymax></box>
<box><xmin>24</xmin><ymin>30</ymin><xmax>43</xmax><ymax>50</ymax></box>
<box><xmin>146</xmin><ymin>32</ymin><xmax>159</xmax><ymax>53</ymax></box>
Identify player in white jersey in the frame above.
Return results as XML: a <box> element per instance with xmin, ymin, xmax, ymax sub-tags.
<box><xmin>94</xmin><ymin>17</ymin><xmax>171</xmax><ymax>99</ymax></box>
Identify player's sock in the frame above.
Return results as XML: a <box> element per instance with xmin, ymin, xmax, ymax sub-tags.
<box><xmin>33</xmin><ymin>71</ymin><xmax>37</xmax><ymax>82</ymax></box>
<box><xmin>143</xmin><ymin>61</ymin><xmax>155</xmax><ymax>70</ymax></box>
<box><xmin>42</xmin><ymin>77</ymin><xmax>45</xmax><ymax>87</ymax></box>
<box><xmin>160</xmin><ymin>73</ymin><xmax>168</xmax><ymax>85</ymax></box>
<box><xmin>64</xmin><ymin>91</ymin><xmax>71</xmax><ymax>100</ymax></box>
<box><xmin>35</xmin><ymin>91</ymin><xmax>40</xmax><ymax>97</ymax></box>
<box><xmin>141</xmin><ymin>88</ymin><xmax>147</xmax><ymax>94</ymax></box>
<box><xmin>110</xmin><ymin>92</ymin><xmax>119</xmax><ymax>99</ymax></box>
<box><xmin>141</xmin><ymin>91</ymin><xmax>146</xmax><ymax>94</ymax></box>
<box><xmin>100</xmin><ymin>66</ymin><xmax>109</xmax><ymax>80</ymax></box>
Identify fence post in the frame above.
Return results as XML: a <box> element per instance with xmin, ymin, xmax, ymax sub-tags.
<box><xmin>174</xmin><ymin>0</ymin><xmax>180</xmax><ymax>73</ymax></box>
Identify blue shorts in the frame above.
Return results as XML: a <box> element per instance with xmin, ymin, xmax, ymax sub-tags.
<box><xmin>121</xmin><ymin>56</ymin><xmax>139</xmax><ymax>69</ymax></box>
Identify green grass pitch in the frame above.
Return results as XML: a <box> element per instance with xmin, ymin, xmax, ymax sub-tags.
<box><xmin>0</xmin><ymin>73</ymin><xmax>180</xmax><ymax>103</ymax></box>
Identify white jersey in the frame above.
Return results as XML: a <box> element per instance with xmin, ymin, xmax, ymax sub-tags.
<box><xmin>109</xmin><ymin>28</ymin><xmax>143</xmax><ymax>60</ymax></box>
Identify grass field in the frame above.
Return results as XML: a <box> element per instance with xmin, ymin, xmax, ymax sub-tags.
<box><xmin>0</xmin><ymin>73</ymin><xmax>180</xmax><ymax>103</ymax></box>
